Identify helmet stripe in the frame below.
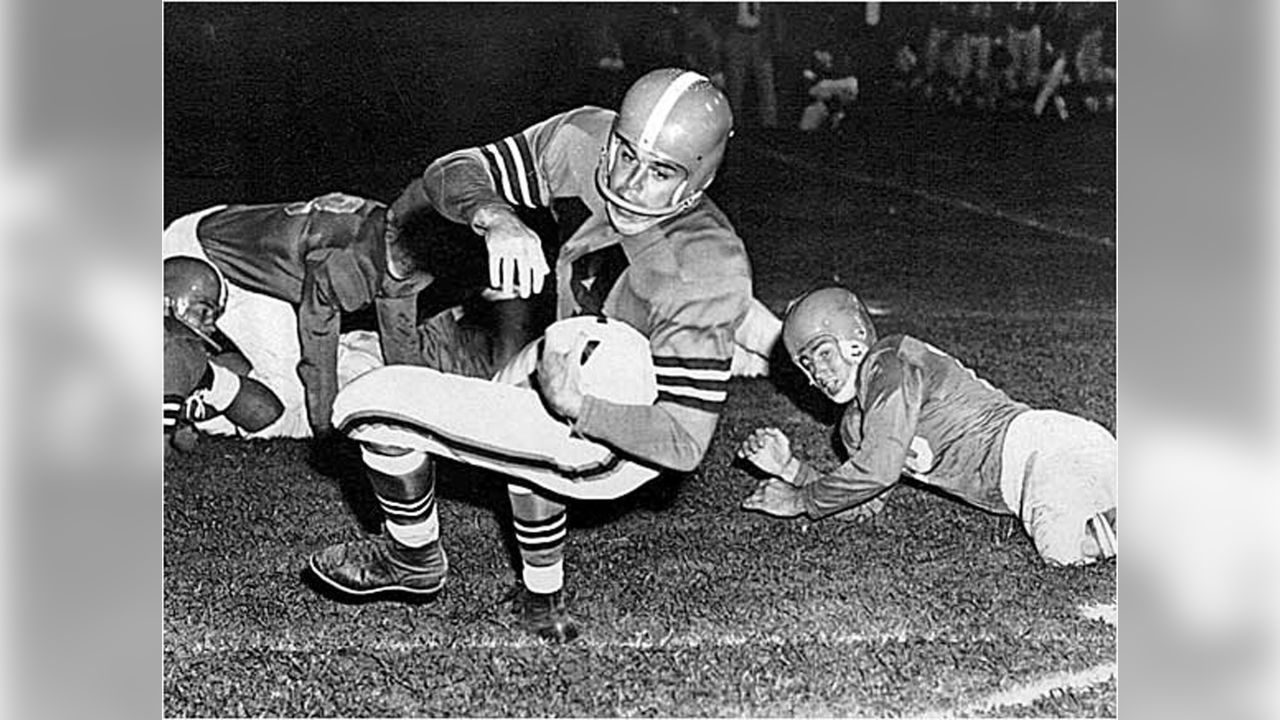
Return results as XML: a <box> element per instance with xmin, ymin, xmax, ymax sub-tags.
<box><xmin>639</xmin><ymin>71</ymin><xmax>706</xmax><ymax>151</ymax></box>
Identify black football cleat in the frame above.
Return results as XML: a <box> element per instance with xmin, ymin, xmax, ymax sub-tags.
<box><xmin>509</xmin><ymin>587</ymin><xmax>579</xmax><ymax>643</ymax></box>
<box><xmin>309</xmin><ymin>536</ymin><xmax>447</xmax><ymax>598</ymax></box>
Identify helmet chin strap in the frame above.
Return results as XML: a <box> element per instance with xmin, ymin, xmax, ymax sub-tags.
<box><xmin>595</xmin><ymin>139</ymin><xmax>703</xmax><ymax>222</ymax></box>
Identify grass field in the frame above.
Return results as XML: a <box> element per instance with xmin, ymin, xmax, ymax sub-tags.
<box><xmin>164</xmin><ymin>5</ymin><xmax>1115</xmax><ymax>715</ymax></box>
<box><xmin>164</xmin><ymin>121</ymin><xmax>1116</xmax><ymax>718</ymax></box>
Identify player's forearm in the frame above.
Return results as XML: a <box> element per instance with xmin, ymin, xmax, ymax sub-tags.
<box><xmin>374</xmin><ymin>296</ymin><xmax>423</xmax><ymax>366</ymax></box>
<box><xmin>421</xmin><ymin>151</ymin><xmax>512</xmax><ymax>229</ymax></box>
<box><xmin>574</xmin><ymin>397</ymin><xmax>713</xmax><ymax>473</ymax></box>
<box><xmin>296</xmin><ymin>318</ymin><xmax>341</xmax><ymax>433</ymax></box>
<box><xmin>800</xmin><ymin>462</ymin><xmax>898</xmax><ymax>519</ymax></box>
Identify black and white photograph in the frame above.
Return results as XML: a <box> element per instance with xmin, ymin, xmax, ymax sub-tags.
<box><xmin>161</xmin><ymin>2</ymin><xmax>1121</xmax><ymax>716</ymax></box>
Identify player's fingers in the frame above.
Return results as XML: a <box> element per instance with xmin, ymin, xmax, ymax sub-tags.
<box><xmin>517</xmin><ymin>262</ymin><xmax>532</xmax><ymax>299</ymax></box>
<box><xmin>489</xmin><ymin>255</ymin><xmax>503</xmax><ymax>290</ymax></box>
<box><xmin>501</xmin><ymin>257</ymin><xmax>516</xmax><ymax>296</ymax></box>
<box><xmin>531</xmin><ymin>260</ymin><xmax>546</xmax><ymax>294</ymax></box>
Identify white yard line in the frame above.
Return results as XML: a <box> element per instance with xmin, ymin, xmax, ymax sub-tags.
<box><xmin>920</xmin><ymin>601</ymin><xmax>1118</xmax><ymax>718</ymax></box>
<box><xmin>748</xmin><ymin>144</ymin><xmax>1115</xmax><ymax>247</ymax></box>
<box><xmin>921</xmin><ymin>662</ymin><xmax>1118</xmax><ymax>718</ymax></box>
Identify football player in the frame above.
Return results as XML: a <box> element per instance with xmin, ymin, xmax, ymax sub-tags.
<box><xmin>164</xmin><ymin>257</ymin><xmax>283</xmax><ymax>456</ymax></box>
<box><xmin>309</xmin><ymin>68</ymin><xmax>769</xmax><ymax>642</ymax></box>
<box><xmin>737</xmin><ymin>286</ymin><xmax>1117</xmax><ymax>567</ymax></box>
<box><xmin>162</xmin><ymin>191</ymin><xmax>485</xmax><ymax>440</ymax></box>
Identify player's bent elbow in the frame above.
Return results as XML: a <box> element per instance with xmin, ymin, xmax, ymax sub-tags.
<box><xmin>224</xmin><ymin>379</ymin><xmax>285</xmax><ymax>432</ymax></box>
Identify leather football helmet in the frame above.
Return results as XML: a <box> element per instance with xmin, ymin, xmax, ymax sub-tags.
<box><xmin>596</xmin><ymin>68</ymin><xmax>733</xmax><ymax>222</ymax></box>
<box><xmin>783</xmin><ymin>287</ymin><xmax>877</xmax><ymax>402</ymax></box>
<box><xmin>783</xmin><ymin>287</ymin><xmax>878</xmax><ymax>361</ymax></box>
<box><xmin>164</xmin><ymin>255</ymin><xmax>227</xmax><ymax>340</ymax></box>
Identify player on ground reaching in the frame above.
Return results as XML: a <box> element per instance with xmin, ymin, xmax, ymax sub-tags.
<box><xmin>164</xmin><ymin>257</ymin><xmax>283</xmax><ymax>457</ymax></box>
<box><xmin>738</xmin><ymin>286</ymin><xmax>1117</xmax><ymax>566</ymax></box>
<box><xmin>162</xmin><ymin>191</ymin><xmax>483</xmax><ymax>441</ymax></box>
<box><xmin>309</xmin><ymin>69</ymin><xmax>772</xmax><ymax>641</ymax></box>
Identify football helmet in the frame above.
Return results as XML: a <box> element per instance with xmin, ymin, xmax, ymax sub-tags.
<box><xmin>783</xmin><ymin>287</ymin><xmax>877</xmax><ymax>402</ymax></box>
<box><xmin>542</xmin><ymin>316</ymin><xmax>657</xmax><ymax>405</ymax></box>
<box><xmin>596</xmin><ymin>68</ymin><xmax>733</xmax><ymax>227</ymax></box>
<box><xmin>164</xmin><ymin>256</ymin><xmax>227</xmax><ymax>340</ymax></box>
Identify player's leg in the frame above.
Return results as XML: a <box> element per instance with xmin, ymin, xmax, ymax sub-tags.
<box><xmin>161</xmin><ymin>205</ymin><xmax>227</xmax><ymax>259</ymax></box>
<box><xmin>309</xmin><ymin>309</ymin><xmax>496</xmax><ymax>598</ymax></box>
<box><xmin>309</xmin><ymin>445</ymin><xmax>449</xmax><ymax>595</ymax></box>
<box><xmin>506</xmin><ymin>484</ymin><xmax>578</xmax><ymax>642</ymax></box>
<box><xmin>1002</xmin><ymin>410</ymin><xmax>1117</xmax><ymax>566</ymax></box>
<box><xmin>208</xmin><ymin>283</ymin><xmax>311</xmax><ymax>438</ymax></box>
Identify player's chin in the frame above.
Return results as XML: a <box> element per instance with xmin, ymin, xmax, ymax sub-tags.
<box><xmin>606</xmin><ymin>204</ymin><xmax>660</xmax><ymax>235</ymax></box>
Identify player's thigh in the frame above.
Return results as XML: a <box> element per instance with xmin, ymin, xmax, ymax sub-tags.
<box><xmin>416</xmin><ymin>309</ymin><xmax>498</xmax><ymax>380</ymax></box>
<box><xmin>1019</xmin><ymin>413</ymin><xmax>1117</xmax><ymax>564</ymax></box>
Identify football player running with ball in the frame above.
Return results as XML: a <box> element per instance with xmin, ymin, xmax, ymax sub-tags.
<box><xmin>738</xmin><ymin>287</ymin><xmax>1117</xmax><ymax>567</ymax></box>
<box><xmin>309</xmin><ymin>69</ymin><xmax>771</xmax><ymax>642</ymax></box>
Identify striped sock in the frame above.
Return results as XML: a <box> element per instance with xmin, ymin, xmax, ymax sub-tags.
<box><xmin>509</xmin><ymin>484</ymin><xmax>567</xmax><ymax>593</ymax></box>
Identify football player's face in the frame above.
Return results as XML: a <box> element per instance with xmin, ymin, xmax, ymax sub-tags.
<box><xmin>173</xmin><ymin>290</ymin><xmax>223</xmax><ymax>337</ymax></box>
<box><xmin>795</xmin><ymin>336</ymin><xmax>865</xmax><ymax>401</ymax></box>
<box><xmin>606</xmin><ymin>137</ymin><xmax>689</xmax><ymax>232</ymax></box>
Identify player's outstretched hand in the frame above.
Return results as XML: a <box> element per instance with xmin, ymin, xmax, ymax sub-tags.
<box><xmin>482</xmin><ymin>211</ymin><xmax>549</xmax><ymax>299</ymax></box>
<box><xmin>741</xmin><ymin>476</ymin><xmax>805</xmax><ymax>518</ymax></box>
<box><xmin>737</xmin><ymin>426</ymin><xmax>795</xmax><ymax>479</ymax></box>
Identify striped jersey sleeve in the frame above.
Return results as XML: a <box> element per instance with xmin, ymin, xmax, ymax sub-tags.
<box><xmin>652</xmin><ymin>354</ymin><xmax>731</xmax><ymax>414</ymax></box>
<box><xmin>477</xmin><ymin>131</ymin><xmax>544</xmax><ymax>210</ymax></box>
<box><xmin>419</xmin><ymin>107</ymin><xmax>611</xmax><ymax>226</ymax></box>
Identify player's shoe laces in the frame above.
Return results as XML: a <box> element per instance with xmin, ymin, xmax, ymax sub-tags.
<box><xmin>508</xmin><ymin>587</ymin><xmax>579</xmax><ymax>643</ymax></box>
<box><xmin>309</xmin><ymin>536</ymin><xmax>447</xmax><ymax>597</ymax></box>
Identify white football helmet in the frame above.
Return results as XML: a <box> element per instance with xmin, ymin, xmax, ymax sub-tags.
<box><xmin>542</xmin><ymin>316</ymin><xmax>657</xmax><ymax>405</ymax></box>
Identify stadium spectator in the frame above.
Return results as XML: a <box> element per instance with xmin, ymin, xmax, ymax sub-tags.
<box><xmin>307</xmin><ymin>69</ymin><xmax>781</xmax><ymax>642</ymax></box>
<box><xmin>719</xmin><ymin>2</ymin><xmax>781</xmax><ymax>128</ymax></box>
<box><xmin>677</xmin><ymin>3</ymin><xmax>725</xmax><ymax>88</ymax></box>
<box><xmin>737</xmin><ymin>287</ymin><xmax>1117</xmax><ymax>567</ymax></box>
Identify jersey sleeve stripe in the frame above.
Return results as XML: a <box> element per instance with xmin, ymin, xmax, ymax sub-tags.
<box><xmin>652</xmin><ymin>355</ymin><xmax>732</xmax><ymax>371</ymax></box>
<box><xmin>480</xmin><ymin>143</ymin><xmax>518</xmax><ymax>206</ymax></box>
<box><xmin>655</xmin><ymin>373</ymin><xmax>728</xmax><ymax>393</ymax></box>
<box><xmin>657</xmin><ymin>390</ymin><xmax>725</xmax><ymax>413</ymax></box>
<box><xmin>512</xmin><ymin>132</ymin><xmax>541</xmax><ymax>206</ymax></box>
<box><xmin>499</xmin><ymin>134</ymin><xmax>540</xmax><ymax>207</ymax></box>
<box><xmin>495</xmin><ymin>137</ymin><xmax>535</xmax><ymax>207</ymax></box>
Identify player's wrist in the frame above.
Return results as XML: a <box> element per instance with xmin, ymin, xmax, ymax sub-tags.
<box><xmin>778</xmin><ymin>456</ymin><xmax>802</xmax><ymax>484</ymax></box>
<box><xmin>471</xmin><ymin>203</ymin><xmax>519</xmax><ymax>236</ymax></box>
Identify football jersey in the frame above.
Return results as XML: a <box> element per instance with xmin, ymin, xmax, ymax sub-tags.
<box><xmin>794</xmin><ymin>334</ymin><xmax>1030</xmax><ymax>518</ymax></box>
<box><xmin>164</xmin><ymin>316</ymin><xmax>216</xmax><ymax>437</ymax></box>
<box><xmin>394</xmin><ymin>106</ymin><xmax>754</xmax><ymax>472</ymax></box>
<box><xmin>191</xmin><ymin>193</ymin><xmax>427</xmax><ymax>432</ymax></box>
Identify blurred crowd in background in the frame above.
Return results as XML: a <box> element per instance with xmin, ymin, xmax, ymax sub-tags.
<box><xmin>555</xmin><ymin>2</ymin><xmax>1116</xmax><ymax>132</ymax></box>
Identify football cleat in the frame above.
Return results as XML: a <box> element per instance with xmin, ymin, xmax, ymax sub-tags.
<box><xmin>508</xmin><ymin>587</ymin><xmax>579</xmax><ymax>643</ymax></box>
<box><xmin>309</xmin><ymin>536</ymin><xmax>447</xmax><ymax>597</ymax></box>
<box><xmin>1085</xmin><ymin>508</ymin><xmax>1117</xmax><ymax>560</ymax></box>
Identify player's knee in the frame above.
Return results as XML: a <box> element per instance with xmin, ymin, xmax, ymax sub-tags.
<box><xmin>223</xmin><ymin>377</ymin><xmax>285</xmax><ymax>432</ymax></box>
<box><xmin>1033</xmin><ymin>514</ymin><xmax>1115</xmax><ymax>567</ymax></box>
<box><xmin>360</xmin><ymin>444</ymin><xmax>428</xmax><ymax>476</ymax></box>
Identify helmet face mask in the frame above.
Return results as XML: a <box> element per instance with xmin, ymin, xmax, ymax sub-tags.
<box><xmin>597</xmin><ymin>68</ymin><xmax>733</xmax><ymax>234</ymax></box>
